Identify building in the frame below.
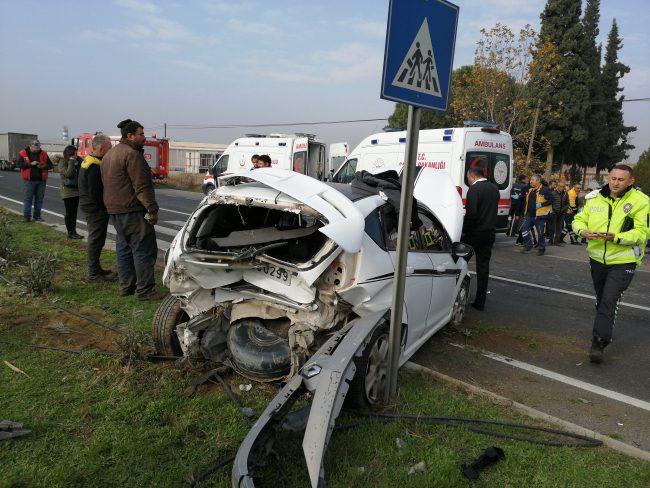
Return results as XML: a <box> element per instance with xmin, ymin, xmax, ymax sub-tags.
<box><xmin>168</xmin><ymin>140</ymin><xmax>227</xmax><ymax>174</ymax></box>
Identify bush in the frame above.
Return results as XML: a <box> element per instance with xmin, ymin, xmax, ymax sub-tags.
<box><xmin>16</xmin><ymin>252</ymin><xmax>59</xmax><ymax>295</ymax></box>
<box><xmin>0</xmin><ymin>214</ymin><xmax>14</xmax><ymax>260</ymax></box>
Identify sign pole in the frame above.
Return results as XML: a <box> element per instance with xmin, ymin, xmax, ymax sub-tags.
<box><xmin>385</xmin><ymin>104</ymin><xmax>421</xmax><ymax>401</ymax></box>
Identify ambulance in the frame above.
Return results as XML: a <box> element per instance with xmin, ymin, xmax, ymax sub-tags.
<box><xmin>202</xmin><ymin>133</ymin><xmax>344</xmax><ymax>194</ymax></box>
<box><xmin>331</xmin><ymin>126</ymin><xmax>514</xmax><ymax>231</ymax></box>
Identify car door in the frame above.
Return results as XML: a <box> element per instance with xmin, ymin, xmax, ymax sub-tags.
<box><xmin>380</xmin><ymin>206</ymin><xmax>433</xmax><ymax>350</ymax></box>
<box><xmin>417</xmin><ymin>208</ymin><xmax>458</xmax><ymax>329</ymax></box>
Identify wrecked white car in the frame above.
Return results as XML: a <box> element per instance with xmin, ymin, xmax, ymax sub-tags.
<box><xmin>154</xmin><ymin>167</ymin><xmax>470</xmax><ymax>403</ymax></box>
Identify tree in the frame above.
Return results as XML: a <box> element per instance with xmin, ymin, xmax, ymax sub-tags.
<box><xmin>633</xmin><ymin>149</ymin><xmax>650</xmax><ymax>194</ymax></box>
<box><xmin>578</xmin><ymin>0</ymin><xmax>607</xmax><ymax>171</ymax></box>
<box><xmin>530</xmin><ymin>0</ymin><xmax>592</xmax><ymax>175</ymax></box>
<box><xmin>599</xmin><ymin>19</ymin><xmax>636</xmax><ymax>167</ymax></box>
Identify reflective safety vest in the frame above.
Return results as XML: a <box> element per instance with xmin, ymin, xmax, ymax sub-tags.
<box><xmin>572</xmin><ymin>186</ymin><xmax>650</xmax><ymax>265</ymax></box>
<box><xmin>19</xmin><ymin>148</ymin><xmax>50</xmax><ymax>181</ymax></box>
<box><xmin>524</xmin><ymin>184</ymin><xmax>552</xmax><ymax>217</ymax></box>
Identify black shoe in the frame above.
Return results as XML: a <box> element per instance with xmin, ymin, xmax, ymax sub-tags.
<box><xmin>136</xmin><ymin>290</ymin><xmax>167</xmax><ymax>302</ymax></box>
<box><xmin>119</xmin><ymin>287</ymin><xmax>136</xmax><ymax>297</ymax></box>
<box><xmin>589</xmin><ymin>339</ymin><xmax>606</xmax><ymax>364</ymax></box>
<box><xmin>67</xmin><ymin>232</ymin><xmax>83</xmax><ymax>239</ymax></box>
<box><xmin>97</xmin><ymin>268</ymin><xmax>114</xmax><ymax>276</ymax></box>
<box><xmin>521</xmin><ymin>247</ymin><xmax>533</xmax><ymax>253</ymax></box>
<box><xmin>537</xmin><ymin>250</ymin><xmax>545</xmax><ymax>256</ymax></box>
<box><xmin>87</xmin><ymin>274</ymin><xmax>112</xmax><ymax>283</ymax></box>
<box><xmin>33</xmin><ymin>216</ymin><xmax>44</xmax><ymax>222</ymax></box>
<box><xmin>23</xmin><ymin>217</ymin><xmax>31</xmax><ymax>223</ymax></box>
<box><xmin>470</xmin><ymin>302</ymin><xmax>485</xmax><ymax>311</ymax></box>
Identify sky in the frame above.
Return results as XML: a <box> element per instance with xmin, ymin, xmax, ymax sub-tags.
<box><xmin>0</xmin><ymin>0</ymin><xmax>648</xmax><ymax>164</ymax></box>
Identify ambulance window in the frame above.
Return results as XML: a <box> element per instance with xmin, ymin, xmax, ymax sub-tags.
<box><xmin>464</xmin><ymin>152</ymin><xmax>489</xmax><ymax>186</ymax></box>
<box><xmin>293</xmin><ymin>151</ymin><xmax>306</xmax><ymax>174</ymax></box>
<box><xmin>333</xmin><ymin>158</ymin><xmax>357</xmax><ymax>184</ymax></box>
<box><xmin>492</xmin><ymin>153</ymin><xmax>510</xmax><ymax>190</ymax></box>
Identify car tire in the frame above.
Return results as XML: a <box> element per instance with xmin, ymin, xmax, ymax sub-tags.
<box><xmin>449</xmin><ymin>277</ymin><xmax>470</xmax><ymax>327</ymax></box>
<box><xmin>152</xmin><ymin>294</ymin><xmax>186</xmax><ymax>356</ymax></box>
<box><xmin>346</xmin><ymin>323</ymin><xmax>390</xmax><ymax>408</ymax></box>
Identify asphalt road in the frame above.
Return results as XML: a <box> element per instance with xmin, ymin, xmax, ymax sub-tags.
<box><xmin>1</xmin><ymin>170</ymin><xmax>649</xmax><ymax>454</ymax></box>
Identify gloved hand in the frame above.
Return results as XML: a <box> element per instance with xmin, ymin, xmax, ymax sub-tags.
<box><xmin>535</xmin><ymin>203</ymin><xmax>542</xmax><ymax>209</ymax></box>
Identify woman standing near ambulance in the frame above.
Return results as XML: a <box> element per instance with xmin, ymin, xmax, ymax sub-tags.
<box><xmin>59</xmin><ymin>145</ymin><xmax>83</xmax><ymax>239</ymax></box>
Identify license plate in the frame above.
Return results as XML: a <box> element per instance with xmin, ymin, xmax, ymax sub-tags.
<box><xmin>260</xmin><ymin>264</ymin><xmax>291</xmax><ymax>285</ymax></box>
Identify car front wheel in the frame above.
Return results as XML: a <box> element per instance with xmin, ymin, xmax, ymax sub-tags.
<box><xmin>450</xmin><ymin>277</ymin><xmax>470</xmax><ymax>327</ymax></box>
<box><xmin>152</xmin><ymin>294</ymin><xmax>187</xmax><ymax>356</ymax></box>
<box><xmin>346</xmin><ymin>324</ymin><xmax>389</xmax><ymax>407</ymax></box>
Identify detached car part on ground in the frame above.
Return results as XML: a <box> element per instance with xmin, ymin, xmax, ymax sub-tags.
<box><xmin>153</xmin><ymin>168</ymin><xmax>472</xmax><ymax>486</ymax></box>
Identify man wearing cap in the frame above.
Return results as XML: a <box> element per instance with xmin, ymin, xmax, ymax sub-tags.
<box><xmin>101</xmin><ymin>119</ymin><xmax>162</xmax><ymax>301</ymax></box>
<box><xmin>18</xmin><ymin>140</ymin><xmax>53</xmax><ymax>222</ymax></box>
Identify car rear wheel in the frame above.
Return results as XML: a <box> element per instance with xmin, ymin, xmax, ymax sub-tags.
<box><xmin>152</xmin><ymin>295</ymin><xmax>186</xmax><ymax>356</ymax></box>
<box><xmin>450</xmin><ymin>277</ymin><xmax>470</xmax><ymax>327</ymax></box>
<box><xmin>346</xmin><ymin>324</ymin><xmax>389</xmax><ymax>407</ymax></box>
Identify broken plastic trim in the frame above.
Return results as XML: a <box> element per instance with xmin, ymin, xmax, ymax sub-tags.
<box><xmin>232</xmin><ymin>310</ymin><xmax>388</xmax><ymax>488</ymax></box>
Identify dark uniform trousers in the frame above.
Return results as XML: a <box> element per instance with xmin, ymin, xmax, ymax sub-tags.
<box><xmin>86</xmin><ymin>211</ymin><xmax>109</xmax><ymax>277</ymax></box>
<box><xmin>462</xmin><ymin>230</ymin><xmax>495</xmax><ymax>308</ymax></box>
<box><xmin>589</xmin><ymin>259</ymin><xmax>636</xmax><ymax>344</ymax></box>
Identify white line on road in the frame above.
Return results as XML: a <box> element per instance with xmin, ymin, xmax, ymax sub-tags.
<box><xmin>449</xmin><ymin>342</ymin><xmax>650</xmax><ymax>413</ymax></box>
<box><xmin>545</xmin><ymin>253</ymin><xmax>650</xmax><ymax>273</ymax></box>
<box><xmin>470</xmin><ymin>271</ymin><xmax>650</xmax><ymax>312</ymax></box>
<box><xmin>160</xmin><ymin>207</ymin><xmax>191</xmax><ymax>216</ymax></box>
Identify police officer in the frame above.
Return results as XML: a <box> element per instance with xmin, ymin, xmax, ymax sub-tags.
<box><xmin>572</xmin><ymin>165</ymin><xmax>650</xmax><ymax>363</ymax></box>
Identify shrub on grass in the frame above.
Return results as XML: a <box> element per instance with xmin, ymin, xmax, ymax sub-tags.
<box><xmin>0</xmin><ymin>214</ymin><xmax>14</xmax><ymax>261</ymax></box>
<box><xmin>16</xmin><ymin>252</ymin><xmax>59</xmax><ymax>295</ymax></box>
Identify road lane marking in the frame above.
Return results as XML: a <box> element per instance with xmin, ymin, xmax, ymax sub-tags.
<box><xmin>469</xmin><ymin>271</ymin><xmax>650</xmax><ymax>312</ymax></box>
<box><xmin>160</xmin><ymin>207</ymin><xmax>192</xmax><ymax>216</ymax></box>
<box><xmin>449</xmin><ymin>342</ymin><xmax>650</xmax><ymax>412</ymax></box>
<box><xmin>545</xmin><ymin>253</ymin><xmax>650</xmax><ymax>273</ymax></box>
<box><xmin>0</xmin><ymin>194</ymin><xmax>179</xmax><ymax>238</ymax></box>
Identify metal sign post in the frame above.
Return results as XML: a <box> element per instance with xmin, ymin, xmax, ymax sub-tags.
<box><xmin>380</xmin><ymin>0</ymin><xmax>459</xmax><ymax>400</ymax></box>
<box><xmin>384</xmin><ymin>105</ymin><xmax>420</xmax><ymax>402</ymax></box>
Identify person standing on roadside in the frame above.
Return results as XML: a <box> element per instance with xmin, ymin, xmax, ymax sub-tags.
<box><xmin>462</xmin><ymin>167</ymin><xmax>500</xmax><ymax>311</ymax></box>
<box><xmin>566</xmin><ymin>183</ymin><xmax>582</xmax><ymax>244</ymax></box>
<box><xmin>101</xmin><ymin>119</ymin><xmax>162</xmax><ymax>301</ymax></box>
<box><xmin>58</xmin><ymin>145</ymin><xmax>83</xmax><ymax>239</ymax></box>
<box><xmin>508</xmin><ymin>174</ymin><xmax>527</xmax><ymax>237</ymax></box>
<box><xmin>550</xmin><ymin>181</ymin><xmax>570</xmax><ymax>245</ymax></box>
<box><xmin>253</xmin><ymin>154</ymin><xmax>272</xmax><ymax>168</ymax></box>
<box><xmin>520</xmin><ymin>174</ymin><xmax>553</xmax><ymax>256</ymax></box>
<box><xmin>572</xmin><ymin>165</ymin><xmax>650</xmax><ymax>364</ymax></box>
<box><xmin>17</xmin><ymin>139</ymin><xmax>53</xmax><ymax>223</ymax></box>
<box><xmin>78</xmin><ymin>134</ymin><xmax>115</xmax><ymax>283</ymax></box>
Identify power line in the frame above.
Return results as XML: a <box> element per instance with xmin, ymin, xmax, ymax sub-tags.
<box><xmin>160</xmin><ymin>117</ymin><xmax>389</xmax><ymax>130</ymax></box>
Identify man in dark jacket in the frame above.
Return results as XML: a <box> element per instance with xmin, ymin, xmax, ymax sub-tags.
<box><xmin>17</xmin><ymin>140</ymin><xmax>53</xmax><ymax>222</ymax></box>
<box><xmin>550</xmin><ymin>181</ymin><xmax>570</xmax><ymax>245</ymax></box>
<box><xmin>78</xmin><ymin>134</ymin><xmax>115</xmax><ymax>283</ymax></box>
<box><xmin>462</xmin><ymin>167</ymin><xmax>500</xmax><ymax>311</ymax></box>
<box><xmin>101</xmin><ymin>119</ymin><xmax>161</xmax><ymax>300</ymax></box>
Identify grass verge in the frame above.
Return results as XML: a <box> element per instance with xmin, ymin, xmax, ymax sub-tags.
<box><xmin>1</xmin><ymin>208</ymin><xmax>649</xmax><ymax>487</ymax></box>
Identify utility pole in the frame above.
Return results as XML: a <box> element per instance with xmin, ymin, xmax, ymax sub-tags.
<box><xmin>164</xmin><ymin>123</ymin><xmax>167</xmax><ymax>138</ymax></box>
<box><xmin>525</xmin><ymin>99</ymin><xmax>541</xmax><ymax>172</ymax></box>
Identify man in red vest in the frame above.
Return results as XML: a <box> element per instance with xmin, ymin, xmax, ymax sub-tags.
<box><xmin>18</xmin><ymin>139</ymin><xmax>53</xmax><ymax>222</ymax></box>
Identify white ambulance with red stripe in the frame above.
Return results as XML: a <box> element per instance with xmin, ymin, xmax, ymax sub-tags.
<box><xmin>331</xmin><ymin>125</ymin><xmax>513</xmax><ymax>231</ymax></box>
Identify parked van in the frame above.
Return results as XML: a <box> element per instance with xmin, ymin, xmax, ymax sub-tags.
<box><xmin>331</xmin><ymin>127</ymin><xmax>513</xmax><ymax>231</ymax></box>
<box><xmin>202</xmin><ymin>134</ymin><xmax>344</xmax><ymax>194</ymax></box>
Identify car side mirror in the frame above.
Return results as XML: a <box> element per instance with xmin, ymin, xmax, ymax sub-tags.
<box><xmin>452</xmin><ymin>242</ymin><xmax>474</xmax><ymax>261</ymax></box>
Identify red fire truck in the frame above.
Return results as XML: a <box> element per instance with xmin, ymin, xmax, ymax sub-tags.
<box><xmin>73</xmin><ymin>132</ymin><xmax>169</xmax><ymax>179</ymax></box>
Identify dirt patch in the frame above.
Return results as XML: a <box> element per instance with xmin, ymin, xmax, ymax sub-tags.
<box><xmin>3</xmin><ymin>303</ymin><xmax>122</xmax><ymax>354</ymax></box>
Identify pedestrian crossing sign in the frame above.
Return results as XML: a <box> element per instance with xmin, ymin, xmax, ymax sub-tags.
<box><xmin>392</xmin><ymin>19</ymin><xmax>441</xmax><ymax>97</ymax></box>
<box><xmin>381</xmin><ymin>0</ymin><xmax>459</xmax><ymax>111</ymax></box>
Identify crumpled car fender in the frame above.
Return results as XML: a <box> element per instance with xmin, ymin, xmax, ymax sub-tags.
<box><xmin>232</xmin><ymin>310</ymin><xmax>388</xmax><ymax>488</ymax></box>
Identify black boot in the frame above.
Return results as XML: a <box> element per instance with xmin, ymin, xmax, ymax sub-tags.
<box><xmin>589</xmin><ymin>338</ymin><xmax>607</xmax><ymax>364</ymax></box>
<box><xmin>68</xmin><ymin>231</ymin><xmax>83</xmax><ymax>240</ymax></box>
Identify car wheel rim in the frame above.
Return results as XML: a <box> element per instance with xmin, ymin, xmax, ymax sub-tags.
<box><xmin>452</xmin><ymin>283</ymin><xmax>468</xmax><ymax>326</ymax></box>
<box><xmin>365</xmin><ymin>333</ymin><xmax>389</xmax><ymax>404</ymax></box>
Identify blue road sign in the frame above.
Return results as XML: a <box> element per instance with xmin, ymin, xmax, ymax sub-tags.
<box><xmin>381</xmin><ymin>0</ymin><xmax>459</xmax><ymax>112</ymax></box>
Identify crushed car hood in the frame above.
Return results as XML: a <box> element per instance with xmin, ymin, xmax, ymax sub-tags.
<box><xmin>218</xmin><ymin>169</ymin><xmax>365</xmax><ymax>253</ymax></box>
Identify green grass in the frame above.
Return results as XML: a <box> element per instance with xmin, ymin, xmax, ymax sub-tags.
<box><xmin>1</xmin><ymin>208</ymin><xmax>649</xmax><ymax>488</ymax></box>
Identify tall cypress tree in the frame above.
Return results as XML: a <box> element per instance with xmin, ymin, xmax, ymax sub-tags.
<box><xmin>578</xmin><ymin>0</ymin><xmax>606</xmax><ymax>169</ymax></box>
<box><xmin>599</xmin><ymin>19</ymin><xmax>636</xmax><ymax>167</ymax></box>
<box><xmin>531</xmin><ymin>0</ymin><xmax>591</xmax><ymax>172</ymax></box>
